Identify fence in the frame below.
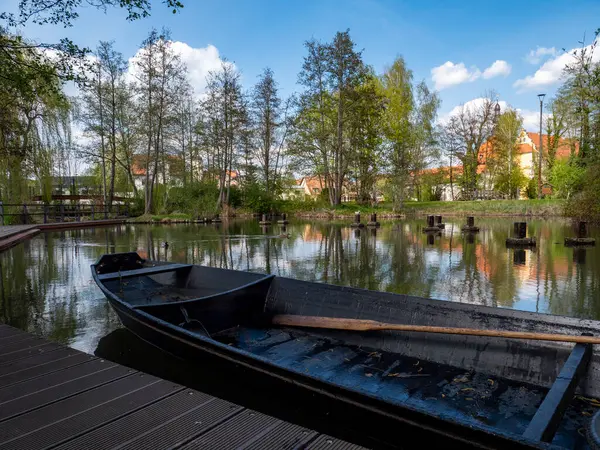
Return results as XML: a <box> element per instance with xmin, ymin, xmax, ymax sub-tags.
<box><xmin>0</xmin><ymin>201</ymin><xmax>130</xmax><ymax>225</ymax></box>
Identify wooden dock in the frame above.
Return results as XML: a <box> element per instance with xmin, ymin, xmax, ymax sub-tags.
<box><xmin>0</xmin><ymin>324</ymin><xmax>364</xmax><ymax>450</ymax></box>
<box><xmin>0</xmin><ymin>219</ymin><xmax>126</xmax><ymax>252</ymax></box>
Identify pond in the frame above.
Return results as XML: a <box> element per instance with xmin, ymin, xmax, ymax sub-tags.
<box><xmin>1</xmin><ymin>217</ymin><xmax>599</xmax><ymax>354</ymax></box>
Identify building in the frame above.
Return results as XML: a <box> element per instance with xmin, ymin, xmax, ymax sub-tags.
<box><xmin>131</xmin><ymin>155</ymin><xmax>206</xmax><ymax>192</ymax></box>
<box><xmin>421</xmin><ymin>130</ymin><xmax>578</xmax><ymax>200</ymax></box>
<box><xmin>478</xmin><ymin>130</ymin><xmax>577</xmax><ymax>179</ymax></box>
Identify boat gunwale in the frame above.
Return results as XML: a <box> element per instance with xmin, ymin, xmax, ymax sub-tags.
<box><xmin>91</xmin><ymin>254</ymin><xmax>554</xmax><ymax>449</ymax></box>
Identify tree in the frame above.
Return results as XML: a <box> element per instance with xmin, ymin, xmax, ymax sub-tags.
<box><xmin>1</xmin><ymin>1</ymin><xmax>184</xmax><ymax>99</ymax></box>
<box><xmin>200</xmin><ymin>61</ymin><xmax>246</xmax><ymax>211</ymax></box>
<box><xmin>326</xmin><ymin>30</ymin><xmax>368</xmax><ymax>205</ymax></box>
<box><xmin>78</xmin><ymin>41</ymin><xmax>127</xmax><ymax>210</ymax></box>
<box><xmin>347</xmin><ymin>73</ymin><xmax>385</xmax><ymax>203</ymax></box>
<box><xmin>0</xmin><ymin>30</ymin><xmax>70</xmax><ymax>206</ymax></box>
<box><xmin>377</xmin><ymin>57</ymin><xmax>440</xmax><ymax>207</ymax></box>
<box><xmin>489</xmin><ymin>109</ymin><xmax>525</xmax><ymax>198</ymax></box>
<box><xmin>291</xmin><ymin>30</ymin><xmax>368</xmax><ymax>206</ymax></box>
<box><xmin>134</xmin><ymin>29</ymin><xmax>185</xmax><ymax>214</ymax></box>
<box><xmin>378</xmin><ymin>57</ymin><xmax>414</xmax><ymax>207</ymax></box>
<box><xmin>251</xmin><ymin>68</ymin><xmax>284</xmax><ymax>194</ymax></box>
<box><xmin>446</xmin><ymin>95</ymin><xmax>497</xmax><ymax>198</ymax></box>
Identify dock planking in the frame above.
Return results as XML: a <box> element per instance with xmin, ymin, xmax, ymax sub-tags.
<box><xmin>0</xmin><ymin>324</ymin><xmax>365</xmax><ymax>450</ymax></box>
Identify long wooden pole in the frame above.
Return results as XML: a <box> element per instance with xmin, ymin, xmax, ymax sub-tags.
<box><xmin>272</xmin><ymin>315</ymin><xmax>600</xmax><ymax>344</ymax></box>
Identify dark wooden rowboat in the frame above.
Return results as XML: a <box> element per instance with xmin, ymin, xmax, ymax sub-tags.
<box><xmin>92</xmin><ymin>252</ymin><xmax>600</xmax><ymax>449</ymax></box>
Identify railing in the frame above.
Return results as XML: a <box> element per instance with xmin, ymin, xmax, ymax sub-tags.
<box><xmin>0</xmin><ymin>201</ymin><xmax>130</xmax><ymax>225</ymax></box>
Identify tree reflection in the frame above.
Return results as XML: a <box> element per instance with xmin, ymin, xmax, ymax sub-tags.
<box><xmin>0</xmin><ymin>218</ymin><xmax>599</xmax><ymax>354</ymax></box>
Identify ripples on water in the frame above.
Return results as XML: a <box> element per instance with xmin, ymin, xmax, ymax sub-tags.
<box><xmin>0</xmin><ymin>218</ymin><xmax>598</xmax><ymax>353</ymax></box>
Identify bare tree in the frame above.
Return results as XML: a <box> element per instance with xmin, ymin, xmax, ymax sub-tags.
<box><xmin>446</xmin><ymin>94</ymin><xmax>497</xmax><ymax>198</ymax></box>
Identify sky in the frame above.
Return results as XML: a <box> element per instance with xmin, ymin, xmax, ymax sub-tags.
<box><xmin>6</xmin><ymin>0</ymin><xmax>600</xmax><ymax>131</ymax></box>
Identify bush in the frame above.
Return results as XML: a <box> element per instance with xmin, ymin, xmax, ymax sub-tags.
<box><xmin>525</xmin><ymin>177</ymin><xmax>537</xmax><ymax>199</ymax></box>
<box><xmin>549</xmin><ymin>158</ymin><xmax>585</xmax><ymax>199</ymax></box>
<box><xmin>164</xmin><ymin>181</ymin><xmax>219</xmax><ymax>217</ymax></box>
<box><xmin>565</xmin><ymin>162</ymin><xmax>600</xmax><ymax>220</ymax></box>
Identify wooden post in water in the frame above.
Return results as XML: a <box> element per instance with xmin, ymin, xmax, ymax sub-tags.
<box><xmin>0</xmin><ymin>201</ymin><xmax>4</xmax><ymax>226</ymax></box>
<box><xmin>427</xmin><ymin>215</ymin><xmax>435</xmax><ymax>227</ymax></box>
<box><xmin>462</xmin><ymin>216</ymin><xmax>479</xmax><ymax>232</ymax></box>
<box><xmin>22</xmin><ymin>204</ymin><xmax>28</xmax><ymax>225</ymax></box>
<box><xmin>259</xmin><ymin>213</ymin><xmax>271</xmax><ymax>225</ymax></box>
<box><xmin>514</xmin><ymin>222</ymin><xmax>527</xmax><ymax>239</ymax></box>
<box><xmin>506</xmin><ymin>222</ymin><xmax>535</xmax><ymax>246</ymax></box>
<box><xmin>351</xmin><ymin>211</ymin><xmax>364</xmax><ymax>228</ymax></box>
<box><xmin>43</xmin><ymin>204</ymin><xmax>48</xmax><ymax>224</ymax></box>
<box><xmin>435</xmin><ymin>215</ymin><xmax>445</xmax><ymax>229</ymax></box>
<box><xmin>76</xmin><ymin>203</ymin><xmax>81</xmax><ymax>222</ymax></box>
<box><xmin>367</xmin><ymin>212</ymin><xmax>380</xmax><ymax>227</ymax></box>
<box><xmin>565</xmin><ymin>221</ymin><xmax>595</xmax><ymax>246</ymax></box>
<box><xmin>60</xmin><ymin>203</ymin><xmax>65</xmax><ymax>222</ymax></box>
<box><xmin>424</xmin><ymin>215</ymin><xmax>440</xmax><ymax>233</ymax></box>
<box><xmin>577</xmin><ymin>221</ymin><xmax>588</xmax><ymax>238</ymax></box>
<box><xmin>91</xmin><ymin>203</ymin><xmax>95</xmax><ymax>220</ymax></box>
<box><xmin>277</xmin><ymin>213</ymin><xmax>289</xmax><ymax>224</ymax></box>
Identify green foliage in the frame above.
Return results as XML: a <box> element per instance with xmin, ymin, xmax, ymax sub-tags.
<box><xmin>550</xmin><ymin>158</ymin><xmax>585</xmax><ymax>199</ymax></box>
<box><xmin>565</xmin><ymin>161</ymin><xmax>600</xmax><ymax>219</ymax></box>
<box><xmin>164</xmin><ymin>181</ymin><xmax>219</xmax><ymax>217</ymax></box>
<box><xmin>494</xmin><ymin>165</ymin><xmax>528</xmax><ymax>199</ymax></box>
<box><xmin>525</xmin><ymin>177</ymin><xmax>538</xmax><ymax>199</ymax></box>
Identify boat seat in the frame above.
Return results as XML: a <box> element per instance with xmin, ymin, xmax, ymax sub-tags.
<box><xmin>97</xmin><ymin>264</ymin><xmax>192</xmax><ymax>281</ymax></box>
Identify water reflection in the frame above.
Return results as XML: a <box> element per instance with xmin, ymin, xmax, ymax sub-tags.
<box><xmin>0</xmin><ymin>218</ymin><xmax>599</xmax><ymax>353</ymax></box>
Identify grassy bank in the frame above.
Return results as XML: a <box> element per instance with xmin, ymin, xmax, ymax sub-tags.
<box><xmin>128</xmin><ymin>199</ymin><xmax>567</xmax><ymax>223</ymax></box>
<box><xmin>293</xmin><ymin>199</ymin><xmax>566</xmax><ymax>218</ymax></box>
<box><xmin>400</xmin><ymin>199</ymin><xmax>566</xmax><ymax>217</ymax></box>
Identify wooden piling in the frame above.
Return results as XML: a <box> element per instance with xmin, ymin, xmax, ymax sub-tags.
<box><xmin>435</xmin><ymin>215</ymin><xmax>445</xmax><ymax>229</ymax></box>
<box><xmin>461</xmin><ymin>216</ymin><xmax>480</xmax><ymax>232</ymax></box>
<box><xmin>423</xmin><ymin>215</ymin><xmax>440</xmax><ymax>233</ymax></box>
<box><xmin>367</xmin><ymin>212</ymin><xmax>380</xmax><ymax>227</ymax></box>
<box><xmin>565</xmin><ymin>221</ymin><xmax>595</xmax><ymax>246</ymax></box>
<box><xmin>506</xmin><ymin>222</ymin><xmax>536</xmax><ymax>247</ymax></box>
<box><xmin>258</xmin><ymin>213</ymin><xmax>271</xmax><ymax>225</ymax></box>
<box><xmin>350</xmin><ymin>211</ymin><xmax>365</xmax><ymax>228</ymax></box>
<box><xmin>277</xmin><ymin>213</ymin><xmax>289</xmax><ymax>224</ymax></box>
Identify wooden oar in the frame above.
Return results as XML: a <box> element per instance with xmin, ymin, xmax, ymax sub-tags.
<box><xmin>272</xmin><ymin>315</ymin><xmax>600</xmax><ymax>344</ymax></box>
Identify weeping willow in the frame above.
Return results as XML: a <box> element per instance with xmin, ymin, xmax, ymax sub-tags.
<box><xmin>0</xmin><ymin>28</ymin><xmax>71</xmax><ymax>208</ymax></box>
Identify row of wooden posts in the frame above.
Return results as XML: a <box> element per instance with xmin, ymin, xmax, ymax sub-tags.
<box><xmin>350</xmin><ymin>212</ymin><xmax>381</xmax><ymax>228</ymax></box>
<box><xmin>417</xmin><ymin>214</ymin><xmax>595</xmax><ymax>248</ymax></box>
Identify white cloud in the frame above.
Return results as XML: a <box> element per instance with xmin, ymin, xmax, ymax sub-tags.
<box><xmin>518</xmin><ymin>109</ymin><xmax>541</xmax><ymax>131</ymax></box>
<box><xmin>431</xmin><ymin>61</ymin><xmax>481</xmax><ymax>90</ymax></box>
<box><xmin>525</xmin><ymin>47</ymin><xmax>557</xmax><ymax>65</ymax></box>
<box><xmin>439</xmin><ymin>97</ymin><xmax>508</xmax><ymax>124</ymax></box>
<box><xmin>514</xmin><ymin>41</ymin><xmax>600</xmax><ymax>92</ymax></box>
<box><xmin>441</xmin><ymin>100</ymin><xmax>546</xmax><ymax>132</ymax></box>
<box><xmin>482</xmin><ymin>60</ymin><xmax>511</xmax><ymax>79</ymax></box>
<box><xmin>127</xmin><ymin>41</ymin><xmax>231</xmax><ymax>97</ymax></box>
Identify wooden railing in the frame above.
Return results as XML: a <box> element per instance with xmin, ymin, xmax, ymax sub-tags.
<box><xmin>0</xmin><ymin>201</ymin><xmax>130</xmax><ymax>225</ymax></box>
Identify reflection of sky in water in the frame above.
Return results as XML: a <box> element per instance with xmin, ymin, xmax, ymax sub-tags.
<box><xmin>0</xmin><ymin>218</ymin><xmax>598</xmax><ymax>354</ymax></box>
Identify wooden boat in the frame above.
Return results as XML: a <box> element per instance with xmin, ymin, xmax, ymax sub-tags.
<box><xmin>92</xmin><ymin>252</ymin><xmax>600</xmax><ymax>449</ymax></box>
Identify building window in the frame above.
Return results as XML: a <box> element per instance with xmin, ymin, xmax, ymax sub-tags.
<box><xmin>313</xmin><ymin>188</ymin><xmax>319</xmax><ymax>193</ymax></box>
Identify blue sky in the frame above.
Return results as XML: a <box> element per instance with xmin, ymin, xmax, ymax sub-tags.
<box><xmin>8</xmin><ymin>0</ymin><xmax>600</xmax><ymax>129</ymax></box>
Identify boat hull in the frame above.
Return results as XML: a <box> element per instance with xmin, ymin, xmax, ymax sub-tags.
<box><xmin>104</xmin><ymin>295</ymin><xmax>546</xmax><ymax>449</ymax></box>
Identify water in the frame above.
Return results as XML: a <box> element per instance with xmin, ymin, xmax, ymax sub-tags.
<box><xmin>1</xmin><ymin>217</ymin><xmax>599</xmax><ymax>353</ymax></box>
<box><xmin>1</xmin><ymin>218</ymin><xmax>598</xmax><ymax>447</ymax></box>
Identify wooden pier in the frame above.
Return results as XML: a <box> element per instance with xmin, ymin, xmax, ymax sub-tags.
<box><xmin>0</xmin><ymin>324</ymin><xmax>364</xmax><ymax>450</ymax></box>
